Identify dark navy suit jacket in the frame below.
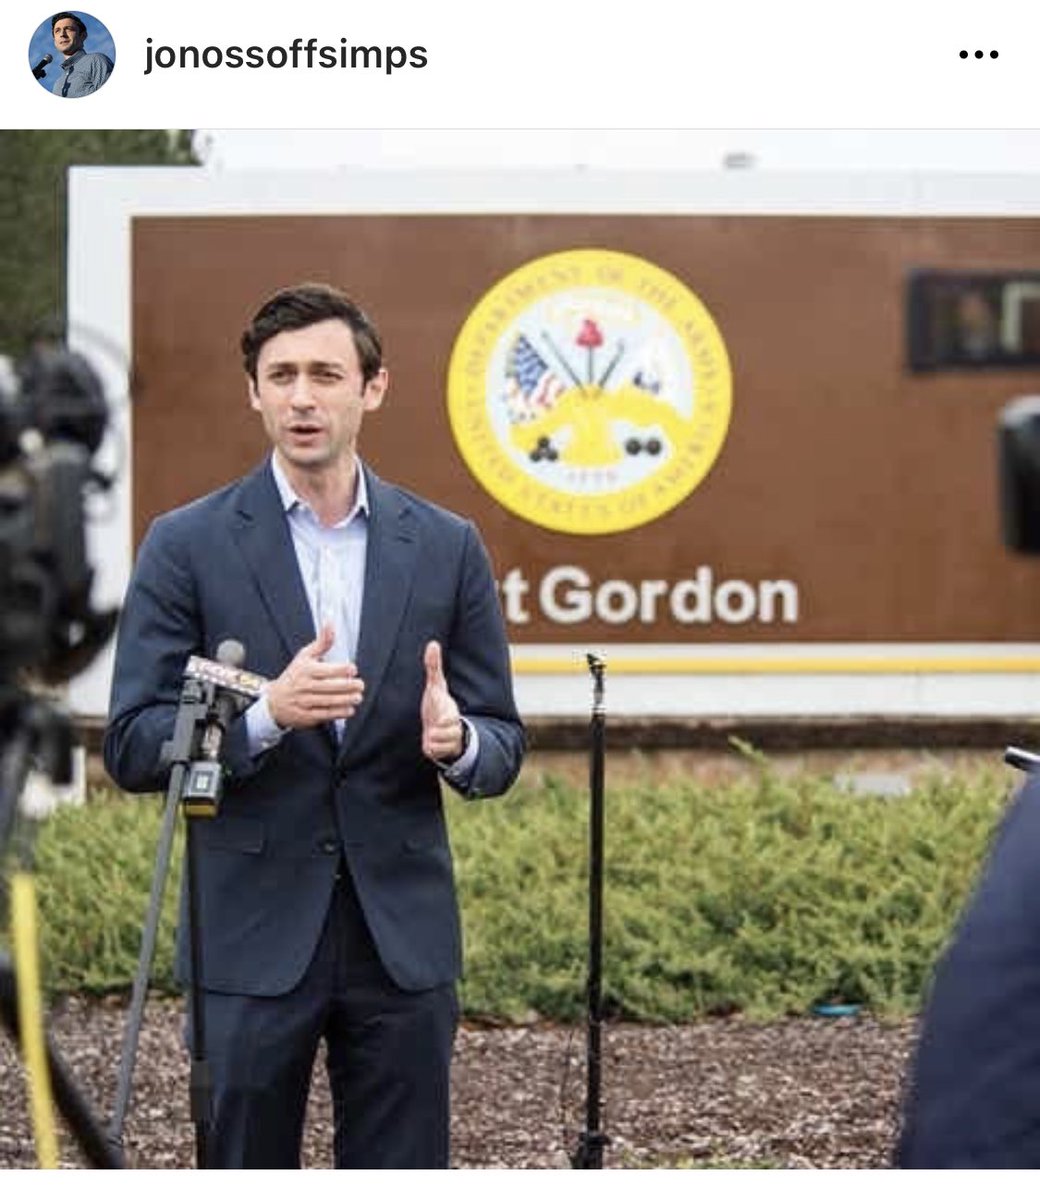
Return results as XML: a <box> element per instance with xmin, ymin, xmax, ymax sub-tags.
<box><xmin>897</xmin><ymin>775</ymin><xmax>1040</xmax><ymax>1167</ymax></box>
<box><xmin>104</xmin><ymin>459</ymin><xmax>525</xmax><ymax>997</ymax></box>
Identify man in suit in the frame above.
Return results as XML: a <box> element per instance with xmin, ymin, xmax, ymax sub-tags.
<box><xmin>104</xmin><ymin>282</ymin><xmax>525</xmax><ymax>1168</ymax></box>
<box><xmin>896</xmin><ymin>774</ymin><xmax>1040</xmax><ymax>1167</ymax></box>
<box><xmin>50</xmin><ymin>12</ymin><xmax>113</xmax><ymax>97</ymax></box>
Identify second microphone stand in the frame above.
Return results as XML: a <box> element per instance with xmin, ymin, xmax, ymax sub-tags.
<box><xmin>571</xmin><ymin>653</ymin><xmax>609</xmax><ymax>1169</ymax></box>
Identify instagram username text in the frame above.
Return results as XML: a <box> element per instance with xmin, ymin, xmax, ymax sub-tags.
<box><xmin>144</xmin><ymin>37</ymin><xmax>428</xmax><ymax>75</ymax></box>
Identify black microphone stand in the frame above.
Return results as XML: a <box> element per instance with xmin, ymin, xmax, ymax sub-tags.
<box><xmin>571</xmin><ymin>653</ymin><xmax>609</xmax><ymax>1169</ymax></box>
<box><xmin>108</xmin><ymin>673</ymin><xmax>239</xmax><ymax>1168</ymax></box>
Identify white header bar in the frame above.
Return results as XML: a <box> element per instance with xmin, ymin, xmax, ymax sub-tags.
<box><xmin>4</xmin><ymin>0</ymin><xmax>1039</xmax><ymax>130</ymax></box>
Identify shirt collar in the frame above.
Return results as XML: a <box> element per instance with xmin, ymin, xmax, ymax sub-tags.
<box><xmin>269</xmin><ymin>453</ymin><xmax>369</xmax><ymax>525</ymax></box>
<box><xmin>60</xmin><ymin>49</ymin><xmax>87</xmax><ymax>70</ymax></box>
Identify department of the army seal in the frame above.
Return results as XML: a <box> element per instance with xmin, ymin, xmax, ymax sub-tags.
<box><xmin>446</xmin><ymin>248</ymin><xmax>732</xmax><ymax>535</ymax></box>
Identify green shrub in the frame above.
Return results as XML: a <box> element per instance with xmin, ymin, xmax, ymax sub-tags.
<box><xmin>6</xmin><ymin>756</ymin><xmax>1014</xmax><ymax>1020</ymax></box>
<box><xmin>450</xmin><ymin>759</ymin><xmax>1009</xmax><ymax>1020</ymax></box>
<box><xmin>28</xmin><ymin>791</ymin><xmax>181</xmax><ymax>993</ymax></box>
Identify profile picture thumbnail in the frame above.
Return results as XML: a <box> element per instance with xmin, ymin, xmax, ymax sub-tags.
<box><xmin>29</xmin><ymin>11</ymin><xmax>115</xmax><ymax>97</ymax></box>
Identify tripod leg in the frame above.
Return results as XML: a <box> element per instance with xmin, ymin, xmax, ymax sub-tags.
<box><xmin>10</xmin><ymin>872</ymin><xmax>60</xmax><ymax>1167</ymax></box>
<box><xmin>108</xmin><ymin>772</ymin><xmax>184</xmax><ymax>1156</ymax></box>
<box><xmin>0</xmin><ymin>954</ymin><xmax>122</xmax><ymax>1168</ymax></box>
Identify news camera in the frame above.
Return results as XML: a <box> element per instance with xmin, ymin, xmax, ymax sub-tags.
<box><xmin>997</xmin><ymin>396</ymin><xmax>1040</xmax><ymax>775</ymax></box>
<box><xmin>0</xmin><ymin>339</ymin><xmax>118</xmax><ymax>686</ymax></box>
<box><xmin>999</xmin><ymin>395</ymin><xmax>1040</xmax><ymax>556</ymax></box>
<box><xmin>0</xmin><ymin>337</ymin><xmax>119</xmax><ymax>850</ymax></box>
<box><xmin>0</xmin><ymin>336</ymin><xmax>125</xmax><ymax>1169</ymax></box>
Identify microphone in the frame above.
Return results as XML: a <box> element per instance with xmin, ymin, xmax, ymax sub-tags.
<box><xmin>185</xmin><ymin>643</ymin><xmax>269</xmax><ymax>701</ymax></box>
<box><xmin>198</xmin><ymin>641</ymin><xmax>255</xmax><ymax>763</ymax></box>
<box><xmin>32</xmin><ymin>53</ymin><xmax>53</xmax><ymax>79</ymax></box>
<box><xmin>182</xmin><ymin>641</ymin><xmax>258</xmax><ymax>818</ymax></box>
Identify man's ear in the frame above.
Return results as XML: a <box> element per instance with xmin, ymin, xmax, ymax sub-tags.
<box><xmin>248</xmin><ymin>379</ymin><xmax>261</xmax><ymax>411</ymax></box>
<box><xmin>364</xmin><ymin>367</ymin><xmax>389</xmax><ymax>413</ymax></box>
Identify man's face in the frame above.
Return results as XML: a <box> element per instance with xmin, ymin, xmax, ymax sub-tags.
<box><xmin>248</xmin><ymin>318</ymin><xmax>388</xmax><ymax>476</ymax></box>
<box><xmin>53</xmin><ymin>17</ymin><xmax>86</xmax><ymax>57</ymax></box>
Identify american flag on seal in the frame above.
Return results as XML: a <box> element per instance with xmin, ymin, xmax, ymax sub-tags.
<box><xmin>503</xmin><ymin>334</ymin><xmax>565</xmax><ymax>422</ymax></box>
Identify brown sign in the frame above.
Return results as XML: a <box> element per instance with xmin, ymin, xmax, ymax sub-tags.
<box><xmin>131</xmin><ymin>213</ymin><xmax>1040</xmax><ymax>644</ymax></box>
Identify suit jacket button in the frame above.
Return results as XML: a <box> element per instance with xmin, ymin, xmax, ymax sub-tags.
<box><xmin>319</xmin><ymin>837</ymin><xmax>339</xmax><ymax>854</ymax></box>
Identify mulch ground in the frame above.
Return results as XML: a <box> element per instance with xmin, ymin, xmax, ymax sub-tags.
<box><xmin>0</xmin><ymin>996</ymin><xmax>917</xmax><ymax>1168</ymax></box>
<box><xmin>5</xmin><ymin>748</ymin><xmax>946</xmax><ymax>1169</ymax></box>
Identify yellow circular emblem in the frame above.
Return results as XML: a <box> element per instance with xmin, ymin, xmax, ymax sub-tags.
<box><xmin>446</xmin><ymin>248</ymin><xmax>732</xmax><ymax>535</ymax></box>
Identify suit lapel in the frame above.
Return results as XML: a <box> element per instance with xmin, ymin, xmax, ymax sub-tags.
<box><xmin>231</xmin><ymin>460</ymin><xmax>316</xmax><ymax>661</ymax></box>
<box><xmin>338</xmin><ymin>466</ymin><xmax>419</xmax><ymax>757</ymax></box>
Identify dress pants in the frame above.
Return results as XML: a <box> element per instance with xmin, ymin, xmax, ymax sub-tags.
<box><xmin>192</xmin><ymin>864</ymin><xmax>459</xmax><ymax>1168</ymax></box>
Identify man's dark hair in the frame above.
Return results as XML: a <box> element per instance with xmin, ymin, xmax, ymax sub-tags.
<box><xmin>51</xmin><ymin>11</ymin><xmax>87</xmax><ymax>36</ymax></box>
<box><xmin>241</xmin><ymin>283</ymin><xmax>383</xmax><ymax>384</ymax></box>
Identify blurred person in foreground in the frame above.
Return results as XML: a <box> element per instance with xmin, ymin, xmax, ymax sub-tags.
<box><xmin>50</xmin><ymin>12</ymin><xmax>113</xmax><ymax>97</ymax></box>
<box><xmin>104</xmin><ymin>282</ymin><xmax>525</xmax><ymax>1168</ymax></box>
<box><xmin>896</xmin><ymin>773</ymin><xmax>1040</xmax><ymax>1167</ymax></box>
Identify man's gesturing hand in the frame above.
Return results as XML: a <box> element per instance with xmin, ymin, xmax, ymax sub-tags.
<box><xmin>421</xmin><ymin>640</ymin><xmax>465</xmax><ymax>763</ymax></box>
<box><xmin>266</xmin><ymin>624</ymin><xmax>364</xmax><ymax>729</ymax></box>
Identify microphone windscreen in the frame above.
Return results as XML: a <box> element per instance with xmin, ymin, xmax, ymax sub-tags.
<box><xmin>216</xmin><ymin>638</ymin><xmax>247</xmax><ymax>668</ymax></box>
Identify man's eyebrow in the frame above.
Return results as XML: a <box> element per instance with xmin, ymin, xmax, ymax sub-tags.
<box><xmin>263</xmin><ymin>358</ymin><xmax>347</xmax><ymax>372</ymax></box>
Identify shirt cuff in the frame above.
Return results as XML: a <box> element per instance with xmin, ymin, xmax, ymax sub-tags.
<box><xmin>245</xmin><ymin>692</ymin><xmax>287</xmax><ymax>756</ymax></box>
<box><xmin>439</xmin><ymin>718</ymin><xmax>479</xmax><ymax>784</ymax></box>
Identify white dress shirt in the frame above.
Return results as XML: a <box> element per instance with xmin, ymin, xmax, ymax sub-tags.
<box><xmin>245</xmin><ymin>455</ymin><xmax>478</xmax><ymax>781</ymax></box>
